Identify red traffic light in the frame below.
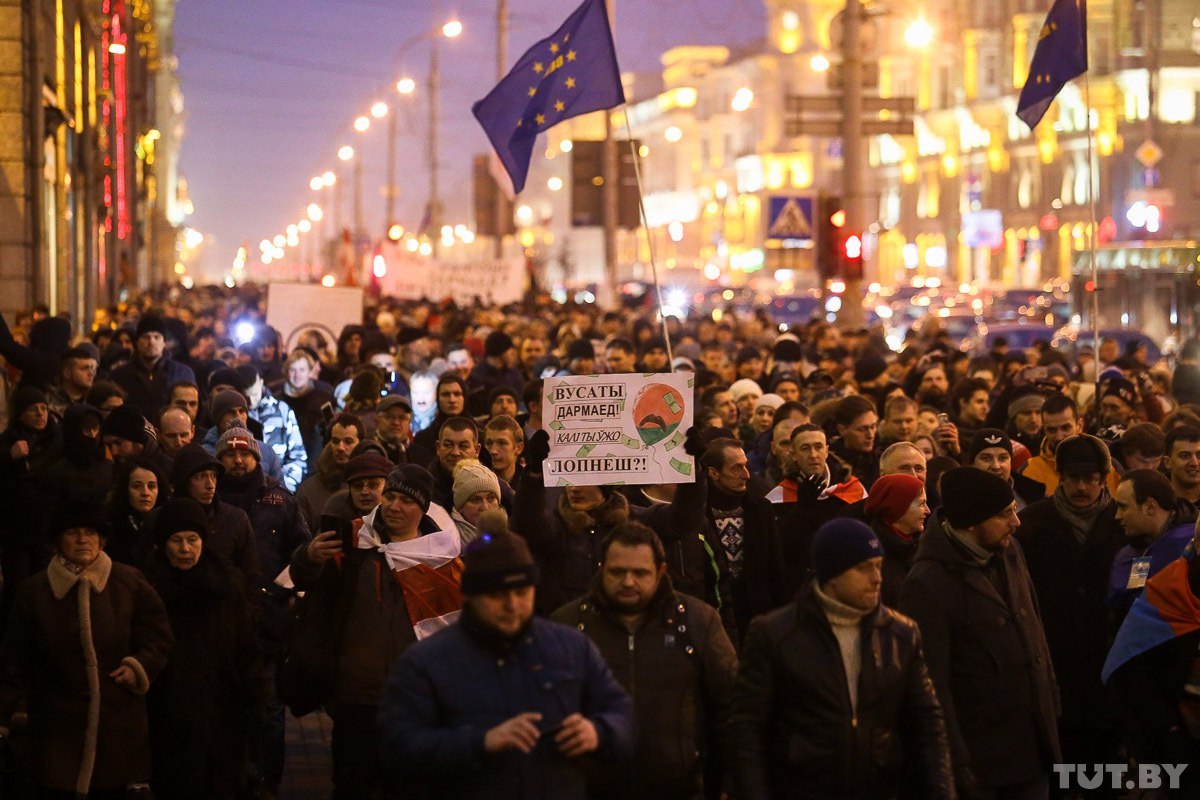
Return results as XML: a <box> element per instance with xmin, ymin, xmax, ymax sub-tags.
<box><xmin>1084</xmin><ymin>280</ymin><xmax>1096</xmax><ymax>292</ymax></box>
<box><xmin>843</xmin><ymin>234</ymin><xmax>862</xmax><ymax>260</ymax></box>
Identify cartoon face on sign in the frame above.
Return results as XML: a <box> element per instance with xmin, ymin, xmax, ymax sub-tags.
<box><xmin>633</xmin><ymin>383</ymin><xmax>685</xmax><ymax>446</ymax></box>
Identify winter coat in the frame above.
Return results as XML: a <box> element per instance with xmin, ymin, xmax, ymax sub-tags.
<box><xmin>867</xmin><ymin>518</ymin><xmax>920</xmax><ymax>609</ymax></box>
<box><xmin>467</xmin><ymin>360</ymin><xmax>524</xmax><ymax>416</ymax></box>
<box><xmin>552</xmin><ymin>580</ymin><xmax>738</xmax><ymax>800</ymax></box>
<box><xmin>36</xmin><ymin>405</ymin><xmax>113</xmax><ymax>534</ymax></box>
<box><xmin>0</xmin><ymin>313</ymin><xmax>71</xmax><ymax>392</ymax></box>
<box><xmin>146</xmin><ymin>554</ymin><xmax>264</xmax><ymax>799</ymax></box>
<box><xmin>1019</xmin><ymin>436</ymin><xmax>1121</xmax><ymax>498</ymax></box>
<box><xmin>281</xmin><ymin>381</ymin><xmax>335</xmax><ymax>468</ymax></box>
<box><xmin>1016</xmin><ymin>498</ymin><xmax>1124</xmax><ymax>737</ymax></box>
<box><xmin>0</xmin><ymin>553</ymin><xmax>172</xmax><ymax>793</ymax></box>
<box><xmin>730</xmin><ymin>581</ymin><xmax>953</xmax><ymax>800</ymax></box>
<box><xmin>200</xmin><ymin>424</ymin><xmax>286</xmax><ymax>486</ymax></box>
<box><xmin>828</xmin><ymin>439</ymin><xmax>880</xmax><ymax>491</ymax></box>
<box><xmin>512</xmin><ymin>473</ymin><xmax>707</xmax><ymax>615</ymax></box>
<box><xmin>295</xmin><ymin>448</ymin><xmax>343</xmax><ymax>533</ymax></box>
<box><xmin>898</xmin><ymin>522</ymin><xmax>1061</xmax><ymax>791</ymax></box>
<box><xmin>770</xmin><ymin>468</ymin><xmax>865</xmax><ymax>594</ymax></box>
<box><xmin>1106</xmin><ymin>512</ymin><xmax>1196</xmax><ymax>618</ymax></box>
<box><xmin>249</xmin><ymin>387</ymin><xmax>308</xmax><ymax>491</ymax></box>
<box><xmin>111</xmin><ymin>354</ymin><xmax>197</xmax><ymax>418</ymax></box>
<box><xmin>143</xmin><ymin>500</ymin><xmax>263</xmax><ymax>598</ymax></box>
<box><xmin>378</xmin><ymin>612</ymin><xmax>636</xmax><ymax>800</ymax></box>
<box><xmin>0</xmin><ymin>418</ymin><xmax>61</xmax><ymax>553</ymax></box>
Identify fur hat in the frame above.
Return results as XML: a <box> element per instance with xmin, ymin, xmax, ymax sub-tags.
<box><xmin>135</xmin><ymin>314</ymin><xmax>166</xmax><ymax>339</ymax></box>
<box><xmin>1055</xmin><ymin>434</ymin><xmax>1111</xmax><ymax>477</ymax></box>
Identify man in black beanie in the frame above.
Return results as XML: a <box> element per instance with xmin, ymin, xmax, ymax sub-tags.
<box><xmin>378</xmin><ymin>527</ymin><xmax>636</xmax><ymax>799</ymax></box>
<box><xmin>965</xmin><ymin>428</ymin><xmax>1044</xmax><ymax>508</ymax></box>
<box><xmin>111</xmin><ymin>313</ymin><xmax>196</xmax><ymax>418</ymax></box>
<box><xmin>100</xmin><ymin>404</ymin><xmax>173</xmax><ymax>475</ymax></box>
<box><xmin>899</xmin><ymin>467</ymin><xmax>1060</xmax><ymax>800</ymax></box>
<box><xmin>468</xmin><ymin>330</ymin><xmax>524</xmax><ymax>417</ymax></box>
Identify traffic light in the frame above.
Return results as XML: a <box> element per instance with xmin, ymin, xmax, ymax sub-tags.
<box><xmin>816</xmin><ymin>193</ymin><xmax>844</xmax><ymax>279</ymax></box>
<box><xmin>841</xmin><ymin>232</ymin><xmax>864</xmax><ymax>280</ymax></box>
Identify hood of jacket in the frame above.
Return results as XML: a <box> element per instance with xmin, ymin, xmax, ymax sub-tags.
<box><xmin>556</xmin><ymin>490</ymin><xmax>630</xmax><ymax>537</ymax></box>
<box><xmin>60</xmin><ymin>404</ymin><xmax>105</xmax><ymax>465</ymax></box>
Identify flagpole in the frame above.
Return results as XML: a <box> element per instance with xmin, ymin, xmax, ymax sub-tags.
<box><xmin>1083</xmin><ymin>68</ymin><xmax>1101</xmax><ymax>406</ymax></box>
<box><xmin>619</xmin><ymin>108</ymin><xmax>675</xmax><ymax>372</ymax></box>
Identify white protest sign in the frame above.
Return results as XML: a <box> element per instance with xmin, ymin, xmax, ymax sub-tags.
<box><xmin>266</xmin><ymin>282</ymin><xmax>364</xmax><ymax>354</ymax></box>
<box><xmin>543</xmin><ymin>373</ymin><xmax>696</xmax><ymax>487</ymax></box>
<box><xmin>376</xmin><ymin>242</ymin><xmax>525</xmax><ymax>304</ymax></box>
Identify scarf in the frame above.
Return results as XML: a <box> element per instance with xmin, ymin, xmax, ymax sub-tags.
<box><xmin>813</xmin><ymin>582</ymin><xmax>872</xmax><ymax>713</ymax></box>
<box><xmin>355</xmin><ymin>508</ymin><xmax>465</xmax><ymax>639</ymax></box>
<box><xmin>450</xmin><ymin>508</ymin><xmax>481</xmax><ymax>547</ymax></box>
<box><xmin>556</xmin><ymin>490</ymin><xmax>630</xmax><ymax>537</ymax></box>
<box><xmin>1053</xmin><ymin>484</ymin><xmax>1111</xmax><ymax>544</ymax></box>
<box><xmin>944</xmin><ymin>521</ymin><xmax>992</xmax><ymax>567</ymax></box>
<box><xmin>218</xmin><ymin>466</ymin><xmax>264</xmax><ymax>511</ymax></box>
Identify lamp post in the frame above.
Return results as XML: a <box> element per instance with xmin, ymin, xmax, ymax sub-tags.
<box><xmin>495</xmin><ymin>0</ymin><xmax>509</xmax><ymax>260</ymax></box>
<box><xmin>428</xmin><ymin>14</ymin><xmax>463</xmax><ymax>257</ymax></box>
<box><xmin>388</xmin><ymin>77</ymin><xmax>416</xmax><ymax>233</ymax></box>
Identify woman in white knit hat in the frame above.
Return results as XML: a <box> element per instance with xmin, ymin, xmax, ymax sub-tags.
<box><xmin>450</xmin><ymin>460</ymin><xmax>503</xmax><ymax>546</ymax></box>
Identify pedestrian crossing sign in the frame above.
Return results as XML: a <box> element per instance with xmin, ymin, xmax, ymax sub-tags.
<box><xmin>766</xmin><ymin>195</ymin><xmax>814</xmax><ymax>244</ymax></box>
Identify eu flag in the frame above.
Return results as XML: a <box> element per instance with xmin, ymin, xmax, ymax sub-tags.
<box><xmin>1016</xmin><ymin>0</ymin><xmax>1088</xmax><ymax>129</ymax></box>
<box><xmin>472</xmin><ymin>0</ymin><xmax>625</xmax><ymax>194</ymax></box>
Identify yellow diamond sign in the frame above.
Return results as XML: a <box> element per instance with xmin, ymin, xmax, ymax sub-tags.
<box><xmin>1135</xmin><ymin>139</ymin><xmax>1163</xmax><ymax>168</ymax></box>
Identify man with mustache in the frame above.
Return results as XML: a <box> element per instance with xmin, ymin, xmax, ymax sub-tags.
<box><xmin>1016</xmin><ymin>434</ymin><xmax>1125</xmax><ymax>786</ymax></box>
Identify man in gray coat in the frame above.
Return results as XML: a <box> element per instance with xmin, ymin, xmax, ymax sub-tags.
<box><xmin>899</xmin><ymin>467</ymin><xmax>1060</xmax><ymax>800</ymax></box>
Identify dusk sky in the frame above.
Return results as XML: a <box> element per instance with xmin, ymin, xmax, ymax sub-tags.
<box><xmin>175</xmin><ymin>0</ymin><xmax>764</xmax><ymax>274</ymax></box>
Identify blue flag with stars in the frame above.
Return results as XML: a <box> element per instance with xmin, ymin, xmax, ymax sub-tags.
<box><xmin>1016</xmin><ymin>0</ymin><xmax>1088</xmax><ymax>129</ymax></box>
<box><xmin>472</xmin><ymin>0</ymin><xmax>625</xmax><ymax>194</ymax></box>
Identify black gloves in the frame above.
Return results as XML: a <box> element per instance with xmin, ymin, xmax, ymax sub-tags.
<box><xmin>795</xmin><ymin>471</ymin><xmax>827</xmax><ymax>503</ymax></box>
<box><xmin>525</xmin><ymin>429</ymin><xmax>550</xmax><ymax>473</ymax></box>
<box><xmin>682</xmin><ymin>425</ymin><xmax>706</xmax><ymax>458</ymax></box>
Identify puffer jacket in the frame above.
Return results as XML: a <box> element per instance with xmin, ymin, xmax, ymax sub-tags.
<box><xmin>731</xmin><ymin>582</ymin><xmax>953</xmax><ymax>800</ymax></box>
<box><xmin>249</xmin><ymin>387</ymin><xmax>307</xmax><ymax>492</ymax></box>
<box><xmin>552</xmin><ymin>579</ymin><xmax>738</xmax><ymax>800</ymax></box>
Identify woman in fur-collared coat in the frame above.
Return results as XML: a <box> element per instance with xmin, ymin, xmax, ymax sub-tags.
<box><xmin>0</xmin><ymin>505</ymin><xmax>172</xmax><ymax>799</ymax></box>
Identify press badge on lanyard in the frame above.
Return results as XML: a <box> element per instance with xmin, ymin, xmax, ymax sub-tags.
<box><xmin>1126</xmin><ymin>558</ymin><xmax>1152</xmax><ymax>591</ymax></box>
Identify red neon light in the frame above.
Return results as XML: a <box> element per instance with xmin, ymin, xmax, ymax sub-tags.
<box><xmin>112</xmin><ymin>11</ymin><xmax>129</xmax><ymax>240</ymax></box>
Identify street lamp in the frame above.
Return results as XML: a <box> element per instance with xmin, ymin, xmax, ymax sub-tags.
<box><xmin>442</xmin><ymin>19</ymin><xmax>463</xmax><ymax>38</ymax></box>
<box><xmin>354</xmin><ymin>116</ymin><xmax>370</xmax><ymax>132</ymax></box>
<box><xmin>396</xmin><ymin>77</ymin><xmax>416</xmax><ymax>95</ymax></box>
<box><xmin>309</xmin><ymin>176</ymin><xmax>323</xmax><ymax>191</ymax></box>
<box><xmin>904</xmin><ymin>17</ymin><xmax>934</xmax><ymax>49</ymax></box>
<box><xmin>428</xmin><ymin>8</ymin><xmax>464</xmax><ymax>257</ymax></box>
<box><xmin>307</xmin><ymin>203</ymin><xmax>323</xmax><ymax>222</ymax></box>
<box><xmin>321</xmin><ymin>171</ymin><xmax>336</xmax><ymax>187</ymax></box>
<box><xmin>338</xmin><ymin>145</ymin><xmax>354</xmax><ymax>161</ymax></box>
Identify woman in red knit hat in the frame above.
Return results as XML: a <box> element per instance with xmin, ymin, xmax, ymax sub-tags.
<box><xmin>864</xmin><ymin>473</ymin><xmax>929</xmax><ymax>606</ymax></box>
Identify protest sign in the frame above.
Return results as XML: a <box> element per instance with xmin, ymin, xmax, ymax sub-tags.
<box><xmin>267</xmin><ymin>282</ymin><xmax>364</xmax><ymax>354</ymax></box>
<box><xmin>375</xmin><ymin>243</ymin><xmax>525</xmax><ymax>304</ymax></box>
<box><xmin>543</xmin><ymin>373</ymin><xmax>696</xmax><ymax>487</ymax></box>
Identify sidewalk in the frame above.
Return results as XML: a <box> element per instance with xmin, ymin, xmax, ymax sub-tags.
<box><xmin>280</xmin><ymin>711</ymin><xmax>333</xmax><ymax>799</ymax></box>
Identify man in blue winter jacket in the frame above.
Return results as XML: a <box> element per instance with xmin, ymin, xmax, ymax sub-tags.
<box><xmin>378</xmin><ymin>529</ymin><xmax>636</xmax><ymax>799</ymax></box>
<box><xmin>1109</xmin><ymin>469</ymin><xmax>1197</xmax><ymax>618</ymax></box>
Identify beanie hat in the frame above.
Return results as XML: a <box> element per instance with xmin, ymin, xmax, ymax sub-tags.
<box><xmin>940</xmin><ymin>467</ymin><xmax>1015</xmax><ymax>529</ymax></box>
<box><xmin>484</xmin><ymin>330</ymin><xmax>515</xmax><ymax>358</ymax></box>
<box><xmin>1054</xmin><ymin>434</ymin><xmax>1111</xmax><ymax>477</ymax></box>
<box><xmin>153</xmin><ymin>498</ymin><xmax>209</xmax><ymax>545</ymax></box>
<box><xmin>460</xmin><ymin>531</ymin><xmax>538</xmax><ymax>596</ymax></box>
<box><xmin>729</xmin><ymin>379</ymin><xmax>763</xmax><ymax>402</ymax></box>
<box><xmin>12</xmin><ymin>385</ymin><xmax>47</xmax><ymax>418</ymax></box>
<box><xmin>772</xmin><ymin>338</ymin><xmax>804</xmax><ymax>362</ymax></box>
<box><xmin>735</xmin><ymin>346</ymin><xmax>761</xmax><ymax>365</ymax></box>
<box><xmin>171</xmin><ymin>443</ymin><xmax>223</xmax><ymax>492</ymax></box>
<box><xmin>215</xmin><ymin>424</ymin><xmax>261</xmax><ymax>461</ymax></box>
<box><xmin>755</xmin><ymin>393</ymin><xmax>785</xmax><ymax>412</ymax></box>
<box><xmin>854</xmin><ymin>350</ymin><xmax>889</xmax><ymax>384</ymax></box>
<box><xmin>343</xmin><ymin>452</ymin><xmax>394</xmax><ymax>484</ymax></box>
<box><xmin>1101</xmin><ymin>377</ymin><xmax>1138</xmax><ymax>408</ymax></box>
<box><xmin>135</xmin><ymin>314</ymin><xmax>166</xmax><ymax>339</ymax></box>
<box><xmin>811</xmin><ymin>518</ymin><xmax>883</xmax><ymax>584</ymax></box>
<box><xmin>210</xmin><ymin>390</ymin><xmax>249</xmax><ymax>426</ymax></box>
<box><xmin>453</xmin><ymin>460</ymin><xmax>502</xmax><ymax>509</ymax></box>
<box><xmin>1007</xmin><ymin>391</ymin><xmax>1045</xmax><ymax>420</ymax></box>
<box><xmin>100</xmin><ymin>405</ymin><xmax>148</xmax><ymax>445</ymax></box>
<box><xmin>864</xmin><ymin>474</ymin><xmax>925</xmax><ymax>526</ymax></box>
<box><xmin>64</xmin><ymin>343</ymin><xmax>100</xmax><ymax>363</ymax></box>
<box><xmin>567</xmin><ymin>338</ymin><xmax>596</xmax><ymax>362</ymax></box>
<box><xmin>488</xmin><ymin>385</ymin><xmax>518</xmax><ymax>406</ymax></box>
<box><xmin>395</xmin><ymin>327</ymin><xmax>427</xmax><ymax>346</ymax></box>
<box><xmin>384</xmin><ymin>464</ymin><xmax>433</xmax><ymax>513</ymax></box>
<box><xmin>207</xmin><ymin>367</ymin><xmax>245</xmax><ymax>394</ymax></box>
<box><xmin>967</xmin><ymin>428</ymin><xmax>1013</xmax><ymax>463</ymax></box>
<box><xmin>48</xmin><ymin>502</ymin><xmax>109</xmax><ymax>541</ymax></box>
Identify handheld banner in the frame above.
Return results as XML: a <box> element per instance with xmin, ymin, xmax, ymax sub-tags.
<box><xmin>543</xmin><ymin>372</ymin><xmax>696</xmax><ymax>487</ymax></box>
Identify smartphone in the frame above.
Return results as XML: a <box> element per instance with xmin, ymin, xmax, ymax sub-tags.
<box><xmin>936</xmin><ymin>413</ymin><xmax>950</xmax><ymax>426</ymax></box>
<box><xmin>319</xmin><ymin>514</ymin><xmax>355</xmax><ymax>552</ymax></box>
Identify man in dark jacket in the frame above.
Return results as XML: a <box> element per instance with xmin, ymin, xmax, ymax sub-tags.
<box><xmin>467</xmin><ymin>331</ymin><xmax>525</xmax><ymax>416</ymax></box>
<box><xmin>733</xmin><ymin>518</ymin><xmax>953</xmax><ymax>800</ymax></box>
<box><xmin>699</xmin><ymin>439</ymin><xmax>789</xmax><ymax>643</ymax></box>
<box><xmin>552</xmin><ymin>522</ymin><xmax>738</xmax><ymax>800</ymax></box>
<box><xmin>828</xmin><ymin>395</ymin><xmax>881</xmax><ymax>491</ymax></box>
<box><xmin>900</xmin><ymin>467</ymin><xmax>1060</xmax><ymax>800</ymax></box>
<box><xmin>1109</xmin><ymin>469</ymin><xmax>1197</xmax><ymax>617</ymax></box>
<box><xmin>111</xmin><ymin>314</ymin><xmax>196</xmax><ymax>418</ymax></box>
<box><xmin>514</xmin><ymin>428</ymin><xmax>708</xmax><ymax>615</ymax></box>
<box><xmin>1016</xmin><ymin>434</ymin><xmax>1123</xmax><ymax>775</ymax></box>
<box><xmin>378</xmin><ymin>529</ymin><xmax>636</xmax><ymax>800</ymax></box>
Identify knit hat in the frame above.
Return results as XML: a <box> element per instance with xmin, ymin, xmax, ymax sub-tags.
<box><xmin>1054</xmin><ymin>434</ymin><xmax>1111</xmax><ymax>477</ymax></box>
<box><xmin>854</xmin><ymin>349</ymin><xmax>889</xmax><ymax>384</ymax></box>
<box><xmin>100</xmin><ymin>404</ymin><xmax>148</xmax><ymax>445</ymax></box>
<box><xmin>153</xmin><ymin>498</ymin><xmax>209</xmax><ymax>545</ymax></box>
<box><xmin>12</xmin><ymin>385</ymin><xmax>47</xmax><ymax>418</ymax></box>
<box><xmin>864</xmin><ymin>474</ymin><xmax>925</xmax><ymax>526</ymax></box>
<box><xmin>1101</xmin><ymin>377</ymin><xmax>1138</xmax><ymax>408</ymax></box>
<box><xmin>567</xmin><ymin>338</ymin><xmax>596</xmax><ymax>362</ymax></box>
<box><xmin>453</xmin><ymin>460</ymin><xmax>502</xmax><ymax>509</ymax></box>
<box><xmin>64</xmin><ymin>343</ymin><xmax>100</xmax><ymax>362</ymax></box>
<box><xmin>384</xmin><ymin>464</ymin><xmax>433</xmax><ymax>512</ymax></box>
<box><xmin>343</xmin><ymin>452</ymin><xmax>394</xmax><ymax>483</ymax></box>
<box><xmin>811</xmin><ymin>518</ymin><xmax>883</xmax><ymax>584</ymax></box>
<box><xmin>1007</xmin><ymin>391</ymin><xmax>1046</xmax><ymax>420</ymax></box>
<box><xmin>940</xmin><ymin>467</ymin><xmax>1015</xmax><ymax>529</ymax></box>
<box><xmin>207</xmin><ymin>367</ymin><xmax>245</xmax><ymax>394</ymax></box>
<box><xmin>210</xmin><ymin>390</ymin><xmax>249</xmax><ymax>426</ymax></box>
<box><xmin>215</xmin><ymin>424</ymin><xmax>261</xmax><ymax>461</ymax></box>
<box><xmin>395</xmin><ymin>327</ymin><xmax>427</xmax><ymax>346</ymax></box>
<box><xmin>967</xmin><ymin>428</ymin><xmax>1013</xmax><ymax>462</ymax></box>
<box><xmin>484</xmin><ymin>330</ymin><xmax>515</xmax><ymax>358</ymax></box>
<box><xmin>488</xmin><ymin>385</ymin><xmax>518</xmax><ymax>407</ymax></box>
<box><xmin>170</xmin><ymin>443</ymin><xmax>222</xmax><ymax>493</ymax></box>
<box><xmin>755</xmin><ymin>393</ymin><xmax>785</xmax><ymax>412</ymax></box>
<box><xmin>735</xmin><ymin>346</ymin><xmax>761</xmax><ymax>365</ymax></box>
<box><xmin>672</xmin><ymin>356</ymin><xmax>696</xmax><ymax>372</ymax></box>
<box><xmin>378</xmin><ymin>395</ymin><xmax>412</xmax><ymax>415</ymax></box>
<box><xmin>460</xmin><ymin>532</ymin><xmax>538</xmax><ymax>596</ymax></box>
<box><xmin>135</xmin><ymin>314</ymin><xmax>166</xmax><ymax>339</ymax></box>
<box><xmin>772</xmin><ymin>338</ymin><xmax>804</xmax><ymax>362</ymax></box>
<box><xmin>729</xmin><ymin>379</ymin><xmax>762</xmax><ymax>402</ymax></box>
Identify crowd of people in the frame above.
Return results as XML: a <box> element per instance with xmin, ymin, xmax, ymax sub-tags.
<box><xmin>0</xmin><ymin>282</ymin><xmax>1197</xmax><ymax>799</ymax></box>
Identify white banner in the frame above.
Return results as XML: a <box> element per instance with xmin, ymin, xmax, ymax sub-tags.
<box><xmin>376</xmin><ymin>244</ymin><xmax>525</xmax><ymax>305</ymax></box>
<box><xmin>543</xmin><ymin>373</ymin><xmax>696</xmax><ymax>487</ymax></box>
<box><xmin>266</xmin><ymin>282</ymin><xmax>364</xmax><ymax>354</ymax></box>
